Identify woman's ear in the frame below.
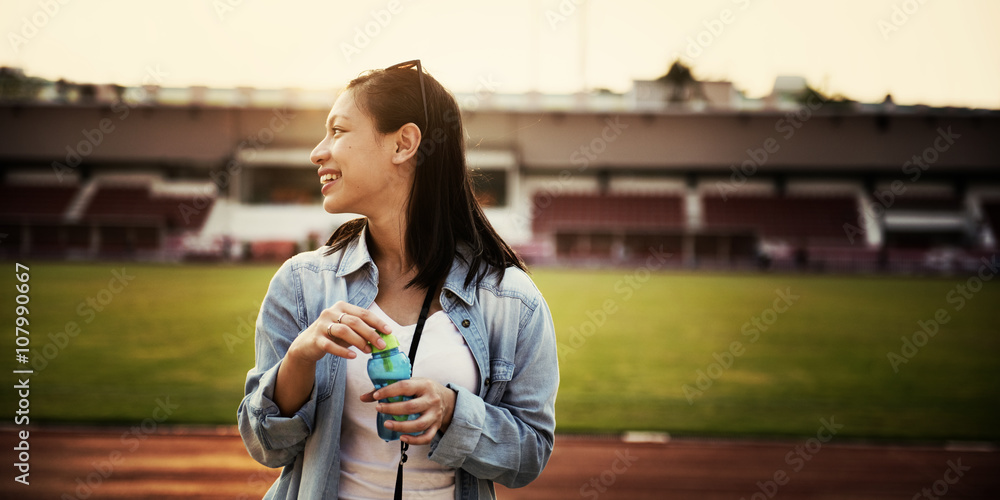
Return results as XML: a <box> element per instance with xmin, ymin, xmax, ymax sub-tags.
<box><xmin>391</xmin><ymin>123</ymin><xmax>422</xmax><ymax>165</ymax></box>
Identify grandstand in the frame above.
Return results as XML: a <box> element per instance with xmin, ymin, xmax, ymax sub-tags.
<box><xmin>1</xmin><ymin>74</ymin><xmax>999</xmax><ymax>270</ymax></box>
<box><xmin>0</xmin><ymin>173</ymin><xmax>217</xmax><ymax>260</ymax></box>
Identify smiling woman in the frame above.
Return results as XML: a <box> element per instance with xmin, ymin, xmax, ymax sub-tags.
<box><xmin>237</xmin><ymin>61</ymin><xmax>560</xmax><ymax>500</ymax></box>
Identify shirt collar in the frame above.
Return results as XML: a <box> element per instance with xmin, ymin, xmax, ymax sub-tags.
<box><xmin>334</xmin><ymin>224</ymin><xmax>479</xmax><ymax>306</ymax></box>
<box><xmin>442</xmin><ymin>247</ymin><xmax>478</xmax><ymax>306</ymax></box>
<box><xmin>335</xmin><ymin>223</ymin><xmax>375</xmax><ymax>278</ymax></box>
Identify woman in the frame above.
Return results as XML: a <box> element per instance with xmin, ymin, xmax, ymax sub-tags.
<box><xmin>238</xmin><ymin>60</ymin><xmax>559</xmax><ymax>499</ymax></box>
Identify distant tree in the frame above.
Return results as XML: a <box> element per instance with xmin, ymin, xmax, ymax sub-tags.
<box><xmin>798</xmin><ymin>84</ymin><xmax>855</xmax><ymax>110</ymax></box>
<box><xmin>78</xmin><ymin>83</ymin><xmax>97</xmax><ymax>103</ymax></box>
<box><xmin>0</xmin><ymin>67</ymin><xmax>46</xmax><ymax>102</ymax></box>
<box><xmin>656</xmin><ymin>60</ymin><xmax>706</xmax><ymax>104</ymax></box>
<box><xmin>55</xmin><ymin>78</ymin><xmax>73</xmax><ymax>102</ymax></box>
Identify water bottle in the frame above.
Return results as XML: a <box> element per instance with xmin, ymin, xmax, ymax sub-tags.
<box><xmin>367</xmin><ymin>331</ymin><xmax>420</xmax><ymax>441</ymax></box>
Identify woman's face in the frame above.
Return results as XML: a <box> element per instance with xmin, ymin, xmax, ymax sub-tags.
<box><xmin>311</xmin><ymin>89</ymin><xmax>404</xmax><ymax>217</ymax></box>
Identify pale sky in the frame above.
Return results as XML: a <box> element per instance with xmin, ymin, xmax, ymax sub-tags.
<box><xmin>2</xmin><ymin>0</ymin><xmax>998</xmax><ymax>108</ymax></box>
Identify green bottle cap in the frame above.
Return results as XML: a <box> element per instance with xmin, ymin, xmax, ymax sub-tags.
<box><xmin>371</xmin><ymin>331</ymin><xmax>400</xmax><ymax>353</ymax></box>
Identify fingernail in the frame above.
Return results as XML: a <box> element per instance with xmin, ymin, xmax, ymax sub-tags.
<box><xmin>376</xmin><ymin>338</ymin><xmax>387</xmax><ymax>349</ymax></box>
<box><xmin>382</xmin><ymin>324</ymin><xmax>392</xmax><ymax>333</ymax></box>
<box><xmin>384</xmin><ymin>421</ymin><xmax>393</xmax><ymax>430</ymax></box>
<box><xmin>373</xmin><ymin>391</ymin><xmax>380</xmax><ymax>399</ymax></box>
<box><xmin>375</xmin><ymin>403</ymin><xmax>382</xmax><ymax>412</ymax></box>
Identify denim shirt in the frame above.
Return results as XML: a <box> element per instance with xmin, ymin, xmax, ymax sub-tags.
<box><xmin>238</xmin><ymin>230</ymin><xmax>559</xmax><ymax>499</ymax></box>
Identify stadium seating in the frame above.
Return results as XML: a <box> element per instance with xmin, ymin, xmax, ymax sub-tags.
<box><xmin>532</xmin><ymin>193</ymin><xmax>686</xmax><ymax>262</ymax></box>
<box><xmin>701</xmin><ymin>194</ymin><xmax>859</xmax><ymax>244</ymax></box>
<box><xmin>532</xmin><ymin>193</ymin><xmax>685</xmax><ymax>234</ymax></box>
<box><xmin>0</xmin><ymin>181</ymin><xmax>215</xmax><ymax>259</ymax></box>
<box><xmin>531</xmin><ymin>191</ymin><xmax>870</xmax><ymax>268</ymax></box>
<box><xmin>0</xmin><ymin>184</ymin><xmax>78</xmax><ymax>217</ymax></box>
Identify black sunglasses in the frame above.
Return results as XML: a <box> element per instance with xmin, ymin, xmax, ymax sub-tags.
<box><xmin>384</xmin><ymin>59</ymin><xmax>429</xmax><ymax>130</ymax></box>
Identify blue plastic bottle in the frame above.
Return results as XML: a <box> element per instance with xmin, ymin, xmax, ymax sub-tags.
<box><xmin>367</xmin><ymin>331</ymin><xmax>420</xmax><ymax>441</ymax></box>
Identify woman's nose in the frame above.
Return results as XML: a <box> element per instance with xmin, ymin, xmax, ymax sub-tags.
<box><xmin>310</xmin><ymin>141</ymin><xmax>329</xmax><ymax>166</ymax></box>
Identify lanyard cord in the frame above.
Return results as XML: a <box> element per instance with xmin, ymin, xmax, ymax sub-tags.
<box><xmin>395</xmin><ymin>286</ymin><xmax>436</xmax><ymax>500</ymax></box>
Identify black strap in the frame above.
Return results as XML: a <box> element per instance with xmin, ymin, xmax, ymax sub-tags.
<box><xmin>407</xmin><ymin>287</ymin><xmax>436</xmax><ymax>362</ymax></box>
<box><xmin>395</xmin><ymin>286</ymin><xmax>436</xmax><ymax>500</ymax></box>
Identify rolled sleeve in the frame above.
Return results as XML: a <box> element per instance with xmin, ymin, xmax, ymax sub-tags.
<box><xmin>237</xmin><ymin>259</ymin><xmax>316</xmax><ymax>468</ymax></box>
<box><xmin>428</xmin><ymin>282</ymin><xmax>559</xmax><ymax>489</ymax></box>
<box><xmin>239</xmin><ymin>358</ymin><xmax>317</xmax><ymax>466</ymax></box>
<box><xmin>430</xmin><ymin>383</ymin><xmax>486</xmax><ymax>466</ymax></box>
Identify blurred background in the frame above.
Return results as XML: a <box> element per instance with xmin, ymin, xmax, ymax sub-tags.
<box><xmin>1</xmin><ymin>0</ymin><xmax>999</xmax><ymax>268</ymax></box>
<box><xmin>1</xmin><ymin>0</ymin><xmax>999</xmax><ymax>498</ymax></box>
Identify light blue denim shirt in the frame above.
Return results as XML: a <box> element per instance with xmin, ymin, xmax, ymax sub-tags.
<box><xmin>238</xmin><ymin>229</ymin><xmax>559</xmax><ymax>499</ymax></box>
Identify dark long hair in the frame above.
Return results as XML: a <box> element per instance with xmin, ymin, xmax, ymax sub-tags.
<box><xmin>324</xmin><ymin>64</ymin><xmax>525</xmax><ymax>290</ymax></box>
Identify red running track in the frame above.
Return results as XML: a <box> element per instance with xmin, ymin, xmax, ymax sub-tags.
<box><xmin>1</xmin><ymin>426</ymin><xmax>997</xmax><ymax>499</ymax></box>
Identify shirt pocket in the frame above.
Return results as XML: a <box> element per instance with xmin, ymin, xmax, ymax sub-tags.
<box><xmin>483</xmin><ymin>359</ymin><xmax>515</xmax><ymax>406</ymax></box>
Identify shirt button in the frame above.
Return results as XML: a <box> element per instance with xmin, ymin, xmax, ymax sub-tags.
<box><xmin>445</xmin><ymin>290</ymin><xmax>454</xmax><ymax>299</ymax></box>
<box><xmin>461</xmin><ymin>319</ymin><xmax>470</xmax><ymax>328</ymax></box>
<box><xmin>484</xmin><ymin>377</ymin><xmax>491</xmax><ymax>386</ymax></box>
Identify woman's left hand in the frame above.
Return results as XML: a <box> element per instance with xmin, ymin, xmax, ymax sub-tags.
<box><xmin>361</xmin><ymin>378</ymin><xmax>457</xmax><ymax>445</ymax></box>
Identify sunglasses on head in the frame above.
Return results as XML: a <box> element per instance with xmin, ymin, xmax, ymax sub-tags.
<box><xmin>384</xmin><ymin>59</ymin><xmax>429</xmax><ymax>130</ymax></box>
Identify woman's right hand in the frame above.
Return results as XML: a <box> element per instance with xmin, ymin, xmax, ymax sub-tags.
<box><xmin>286</xmin><ymin>301</ymin><xmax>392</xmax><ymax>364</ymax></box>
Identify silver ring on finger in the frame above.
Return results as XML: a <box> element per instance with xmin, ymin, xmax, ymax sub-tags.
<box><xmin>337</xmin><ymin>312</ymin><xmax>347</xmax><ymax>324</ymax></box>
<box><xmin>326</xmin><ymin>323</ymin><xmax>334</xmax><ymax>336</ymax></box>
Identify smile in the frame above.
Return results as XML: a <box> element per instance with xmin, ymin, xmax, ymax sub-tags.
<box><xmin>320</xmin><ymin>173</ymin><xmax>340</xmax><ymax>184</ymax></box>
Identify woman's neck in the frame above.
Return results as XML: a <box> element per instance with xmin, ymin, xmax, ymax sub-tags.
<box><xmin>367</xmin><ymin>215</ymin><xmax>414</xmax><ymax>283</ymax></box>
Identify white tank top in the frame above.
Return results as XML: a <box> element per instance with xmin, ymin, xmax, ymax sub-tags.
<box><xmin>338</xmin><ymin>301</ymin><xmax>480</xmax><ymax>499</ymax></box>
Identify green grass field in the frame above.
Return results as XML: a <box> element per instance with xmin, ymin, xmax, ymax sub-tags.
<box><xmin>2</xmin><ymin>261</ymin><xmax>998</xmax><ymax>441</ymax></box>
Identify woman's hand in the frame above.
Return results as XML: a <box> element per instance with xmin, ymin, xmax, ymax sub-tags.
<box><xmin>287</xmin><ymin>301</ymin><xmax>392</xmax><ymax>365</ymax></box>
<box><xmin>361</xmin><ymin>378</ymin><xmax>458</xmax><ymax>445</ymax></box>
<box><xmin>276</xmin><ymin>301</ymin><xmax>392</xmax><ymax>417</ymax></box>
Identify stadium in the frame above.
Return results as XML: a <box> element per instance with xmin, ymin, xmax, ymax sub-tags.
<box><xmin>2</xmin><ymin>1</ymin><xmax>999</xmax><ymax>496</ymax></box>
<box><xmin>3</xmin><ymin>69</ymin><xmax>999</xmax><ymax>273</ymax></box>
<box><xmin>2</xmin><ymin>65</ymin><xmax>999</xmax><ymax>498</ymax></box>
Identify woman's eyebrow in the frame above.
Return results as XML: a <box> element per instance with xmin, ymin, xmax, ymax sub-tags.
<box><xmin>326</xmin><ymin>115</ymin><xmax>351</xmax><ymax>128</ymax></box>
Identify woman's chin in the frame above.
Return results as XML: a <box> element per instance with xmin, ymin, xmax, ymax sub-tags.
<box><xmin>322</xmin><ymin>198</ymin><xmax>342</xmax><ymax>214</ymax></box>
